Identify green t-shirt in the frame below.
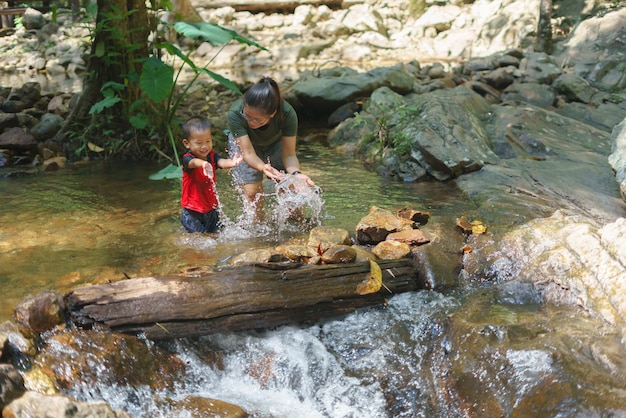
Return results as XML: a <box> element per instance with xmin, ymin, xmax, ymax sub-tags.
<box><xmin>227</xmin><ymin>98</ymin><xmax>298</xmax><ymax>149</ymax></box>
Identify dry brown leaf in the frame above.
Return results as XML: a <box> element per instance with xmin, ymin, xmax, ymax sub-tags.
<box><xmin>88</xmin><ymin>142</ymin><xmax>105</xmax><ymax>152</ymax></box>
<box><xmin>356</xmin><ymin>259</ymin><xmax>383</xmax><ymax>295</ymax></box>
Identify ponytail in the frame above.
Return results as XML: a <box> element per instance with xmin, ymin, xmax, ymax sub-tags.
<box><xmin>243</xmin><ymin>76</ymin><xmax>283</xmax><ymax>122</ymax></box>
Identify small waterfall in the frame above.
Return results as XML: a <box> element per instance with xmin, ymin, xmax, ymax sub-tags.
<box><xmin>63</xmin><ymin>291</ymin><xmax>461</xmax><ymax>418</ymax></box>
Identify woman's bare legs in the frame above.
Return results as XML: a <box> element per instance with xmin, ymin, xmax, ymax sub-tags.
<box><xmin>242</xmin><ymin>181</ymin><xmax>265</xmax><ymax>222</ymax></box>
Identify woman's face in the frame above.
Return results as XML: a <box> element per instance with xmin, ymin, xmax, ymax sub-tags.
<box><xmin>241</xmin><ymin>106</ymin><xmax>275</xmax><ymax>129</ymax></box>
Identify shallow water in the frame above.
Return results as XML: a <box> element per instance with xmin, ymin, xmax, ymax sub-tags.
<box><xmin>3</xmin><ymin>140</ymin><xmax>626</xmax><ymax>416</ymax></box>
<box><xmin>0</xmin><ymin>141</ymin><xmax>468</xmax><ymax>322</ymax></box>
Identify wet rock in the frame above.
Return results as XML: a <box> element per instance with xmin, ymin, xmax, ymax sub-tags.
<box><xmin>168</xmin><ymin>395</ymin><xmax>249</xmax><ymax>418</ymax></box>
<box><xmin>397</xmin><ymin>207</ymin><xmax>430</xmax><ymax>226</ymax></box>
<box><xmin>442</xmin><ymin>286</ymin><xmax>626</xmax><ymax>416</ymax></box>
<box><xmin>34</xmin><ymin>329</ymin><xmax>187</xmax><ymax>391</ymax></box>
<box><xmin>0</xmin><ymin>321</ymin><xmax>36</xmax><ymax>357</ymax></box>
<box><xmin>13</xmin><ymin>290</ymin><xmax>65</xmax><ymax>334</ymax></box>
<box><xmin>30</xmin><ymin>113</ymin><xmax>64</xmax><ymax>140</ymax></box>
<box><xmin>355</xmin><ymin>206</ymin><xmax>414</xmax><ymax>245</ymax></box>
<box><xmin>0</xmin><ymin>363</ymin><xmax>25</xmax><ymax>409</ymax></box>
<box><xmin>4</xmin><ymin>390</ymin><xmax>131</xmax><ymax>418</ymax></box>
<box><xmin>320</xmin><ymin>244</ymin><xmax>357</xmax><ymax>264</ymax></box>
<box><xmin>42</xmin><ymin>156</ymin><xmax>67</xmax><ymax>171</ymax></box>
<box><xmin>351</xmin><ymin>244</ymin><xmax>378</xmax><ymax>262</ymax></box>
<box><xmin>372</xmin><ymin>240</ymin><xmax>411</xmax><ymax>260</ymax></box>
<box><xmin>275</xmin><ymin>244</ymin><xmax>318</xmax><ymax>262</ymax></box>
<box><xmin>230</xmin><ymin>248</ymin><xmax>274</xmax><ymax>265</ymax></box>
<box><xmin>307</xmin><ymin>225</ymin><xmax>351</xmax><ymax>252</ymax></box>
<box><xmin>461</xmin><ymin>211</ymin><xmax>626</xmax><ymax>339</ymax></box>
<box><xmin>0</xmin><ymin>127</ymin><xmax>37</xmax><ymax>152</ymax></box>
<box><xmin>386</xmin><ymin>229</ymin><xmax>431</xmax><ymax>246</ymax></box>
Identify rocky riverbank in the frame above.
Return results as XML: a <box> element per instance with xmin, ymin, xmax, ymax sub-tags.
<box><xmin>2</xmin><ymin>0</ymin><xmax>626</xmax><ymax>416</ymax></box>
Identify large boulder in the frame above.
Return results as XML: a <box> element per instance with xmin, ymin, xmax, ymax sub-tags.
<box><xmin>608</xmin><ymin>117</ymin><xmax>626</xmax><ymax>202</ymax></box>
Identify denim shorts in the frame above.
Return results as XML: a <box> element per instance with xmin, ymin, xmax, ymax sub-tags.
<box><xmin>181</xmin><ymin>208</ymin><xmax>220</xmax><ymax>233</ymax></box>
<box><xmin>228</xmin><ymin>133</ymin><xmax>285</xmax><ymax>184</ymax></box>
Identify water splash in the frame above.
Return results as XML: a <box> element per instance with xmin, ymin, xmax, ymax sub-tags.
<box><xmin>217</xmin><ymin>174</ymin><xmax>325</xmax><ymax>242</ymax></box>
<box><xmin>271</xmin><ymin>174</ymin><xmax>325</xmax><ymax>234</ymax></box>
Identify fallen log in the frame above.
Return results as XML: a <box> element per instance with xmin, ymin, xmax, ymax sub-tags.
<box><xmin>65</xmin><ymin>259</ymin><xmax>421</xmax><ymax>339</ymax></box>
<box><xmin>199</xmin><ymin>0</ymin><xmax>353</xmax><ymax>13</ymax></box>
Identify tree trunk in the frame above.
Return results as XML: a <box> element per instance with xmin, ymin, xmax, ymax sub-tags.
<box><xmin>534</xmin><ymin>0</ymin><xmax>553</xmax><ymax>54</ymax></box>
<box><xmin>54</xmin><ymin>0</ymin><xmax>151</xmax><ymax>149</ymax></box>
<box><xmin>65</xmin><ymin>259</ymin><xmax>423</xmax><ymax>339</ymax></box>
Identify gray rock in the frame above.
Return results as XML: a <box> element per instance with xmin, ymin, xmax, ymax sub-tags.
<box><xmin>608</xmin><ymin>117</ymin><xmax>626</xmax><ymax>201</ymax></box>
<box><xmin>4</xmin><ymin>391</ymin><xmax>131</xmax><ymax>418</ymax></box>
<box><xmin>30</xmin><ymin>113</ymin><xmax>64</xmax><ymax>141</ymax></box>
<box><xmin>0</xmin><ymin>127</ymin><xmax>37</xmax><ymax>151</ymax></box>
<box><xmin>13</xmin><ymin>290</ymin><xmax>65</xmax><ymax>334</ymax></box>
<box><xmin>520</xmin><ymin>52</ymin><xmax>563</xmax><ymax>84</ymax></box>
<box><xmin>552</xmin><ymin>72</ymin><xmax>597</xmax><ymax>103</ymax></box>
<box><xmin>21</xmin><ymin>8</ymin><xmax>46</xmax><ymax>30</ymax></box>
<box><xmin>0</xmin><ymin>364</ymin><xmax>25</xmax><ymax>409</ymax></box>
<box><xmin>501</xmin><ymin>82</ymin><xmax>556</xmax><ymax>108</ymax></box>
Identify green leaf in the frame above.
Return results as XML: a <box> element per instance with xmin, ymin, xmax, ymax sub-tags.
<box><xmin>129</xmin><ymin>97</ymin><xmax>146</xmax><ymax>113</ymax></box>
<box><xmin>129</xmin><ymin>112</ymin><xmax>148</xmax><ymax>129</ymax></box>
<box><xmin>89</xmin><ymin>96</ymin><xmax>121</xmax><ymax>115</ymax></box>
<box><xmin>95</xmin><ymin>40</ymin><xmax>105</xmax><ymax>57</ymax></box>
<box><xmin>149</xmin><ymin>163</ymin><xmax>182</xmax><ymax>180</ymax></box>
<box><xmin>197</xmin><ymin>68</ymin><xmax>241</xmax><ymax>94</ymax></box>
<box><xmin>173</xmin><ymin>22</ymin><xmax>267</xmax><ymax>50</ymax></box>
<box><xmin>140</xmin><ymin>56</ymin><xmax>174</xmax><ymax>103</ymax></box>
<box><xmin>156</xmin><ymin>42</ymin><xmax>196</xmax><ymax>69</ymax></box>
<box><xmin>101</xmin><ymin>81</ymin><xmax>125</xmax><ymax>92</ymax></box>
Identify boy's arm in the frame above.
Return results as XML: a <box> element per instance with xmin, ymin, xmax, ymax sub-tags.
<box><xmin>217</xmin><ymin>153</ymin><xmax>243</xmax><ymax>169</ymax></box>
<box><xmin>185</xmin><ymin>157</ymin><xmax>213</xmax><ymax>179</ymax></box>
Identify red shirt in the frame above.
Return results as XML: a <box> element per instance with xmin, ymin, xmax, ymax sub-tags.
<box><xmin>181</xmin><ymin>151</ymin><xmax>221</xmax><ymax>213</ymax></box>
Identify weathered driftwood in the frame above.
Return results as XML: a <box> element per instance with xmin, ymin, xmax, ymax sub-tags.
<box><xmin>65</xmin><ymin>259</ymin><xmax>421</xmax><ymax>339</ymax></box>
<box><xmin>202</xmin><ymin>0</ymin><xmax>350</xmax><ymax>13</ymax></box>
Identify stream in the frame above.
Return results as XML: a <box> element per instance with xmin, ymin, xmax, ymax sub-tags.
<box><xmin>2</xmin><ymin>140</ymin><xmax>626</xmax><ymax>416</ymax></box>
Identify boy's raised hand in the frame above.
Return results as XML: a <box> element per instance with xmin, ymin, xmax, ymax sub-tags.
<box><xmin>232</xmin><ymin>153</ymin><xmax>243</xmax><ymax>167</ymax></box>
<box><xmin>202</xmin><ymin>161</ymin><xmax>214</xmax><ymax>179</ymax></box>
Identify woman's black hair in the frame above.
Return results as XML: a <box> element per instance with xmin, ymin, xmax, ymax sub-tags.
<box><xmin>243</xmin><ymin>76</ymin><xmax>283</xmax><ymax>122</ymax></box>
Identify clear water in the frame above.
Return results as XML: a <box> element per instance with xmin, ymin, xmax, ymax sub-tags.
<box><xmin>0</xmin><ymin>141</ymin><xmax>468</xmax><ymax>322</ymax></box>
<box><xmin>4</xmin><ymin>141</ymin><xmax>625</xmax><ymax>417</ymax></box>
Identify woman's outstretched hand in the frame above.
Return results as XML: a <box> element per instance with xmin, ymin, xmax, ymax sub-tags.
<box><xmin>296</xmin><ymin>172</ymin><xmax>315</xmax><ymax>186</ymax></box>
<box><xmin>263</xmin><ymin>163</ymin><xmax>284</xmax><ymax>182</ymax></box>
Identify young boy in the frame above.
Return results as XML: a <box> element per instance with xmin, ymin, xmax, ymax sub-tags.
<box><xmin>181</xmin><ymin>116</ymin><xmax>242</xmax><ymax>233</ymax></box>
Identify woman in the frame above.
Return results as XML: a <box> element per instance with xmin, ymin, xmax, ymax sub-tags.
<box><xmin>227</xmin><ymin>76</ymin><xmax>315</xmax><ymax>221</ymax></box>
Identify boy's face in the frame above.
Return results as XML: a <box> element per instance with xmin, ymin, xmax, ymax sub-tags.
<box><xmin>183</xmin><ymin>129</ymin><xmax>213</xmax><ymax>160</ymax></box>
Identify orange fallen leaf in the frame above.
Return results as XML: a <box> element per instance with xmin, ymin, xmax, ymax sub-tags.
<box><xmin>356</xmin><ymin>260</ymin><xmax>383</xmax><ymax>295</ymax></box>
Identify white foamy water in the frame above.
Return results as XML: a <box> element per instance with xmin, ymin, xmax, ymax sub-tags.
<box><xmin>64</xmin><ymin>291</ymin><xmax>458</xmax><ymax>418</ymax></box>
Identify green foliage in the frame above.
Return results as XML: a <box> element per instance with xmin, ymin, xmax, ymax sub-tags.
<box><xmin>391</xmin><ymin>132</ymin><xmax>413</xmax><ymax>157</ymax></box>
<box><xmin>86</xmin><ymin>3</ymin><xmax>267</xmax><ymax>178</ymax></box>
